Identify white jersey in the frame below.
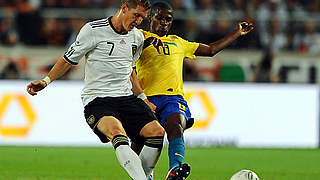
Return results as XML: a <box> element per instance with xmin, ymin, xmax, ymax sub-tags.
<box><xmin>64</xmin><ymin>17</ymin><xmax>144</xmax><ymax>107</ymax></box>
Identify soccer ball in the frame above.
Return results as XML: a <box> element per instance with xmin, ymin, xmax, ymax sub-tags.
<box><xmin>229</xmin><ymin>169</ymin><xmax>259</xmax><ymax>180</ymax></box>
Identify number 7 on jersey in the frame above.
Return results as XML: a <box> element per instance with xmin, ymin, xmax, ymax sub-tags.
<box><xmin>107</xmin><ymin>42</ymin><xmax>114</xmax><ymax>55</ymax></box>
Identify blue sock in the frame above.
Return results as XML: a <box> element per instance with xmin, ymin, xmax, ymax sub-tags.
<box><xmin>168</xmin><ymin>137</ymin><xmax>185</xmax><ymax>169</ymax></box>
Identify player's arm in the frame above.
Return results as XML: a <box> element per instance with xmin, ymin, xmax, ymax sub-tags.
<box><xmin>26</xmin><ymin>57</ymin><xmax>72</xmax><ymax>96</ymax></box>
<box><xmin>130</xmin><ymin>69</ymin><xmax>144</xmax><ymax>96</ymax></box>
<box><xmin>27</xmin><ymin>23</ymin><xmax>95</xmax><ymax>96</ymax></box>
<box><xmin>195</xmin><ymin>21</ymin><xmax>254</xmax><ymax>56</ymax></box>
<box><xmin>130</xmin><ymin>70</ymin><xmax>156</xmax><ymax>111</ymax></box>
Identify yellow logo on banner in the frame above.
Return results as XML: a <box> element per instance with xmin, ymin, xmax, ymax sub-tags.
<box><xmin>184</xmin><ymin>90</ymin><xmax>215</xmax><ymax>130</ymax></box>
<box><xmin>0</xmin><ymin>93</ymin><xmax>37</xmax><ymax>137</ymax></box>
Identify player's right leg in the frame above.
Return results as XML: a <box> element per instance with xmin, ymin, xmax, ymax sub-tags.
<box><xmin>96</xmin><ymin>116</ymin><xmax>147</xmax><ymax>180</ymax></box>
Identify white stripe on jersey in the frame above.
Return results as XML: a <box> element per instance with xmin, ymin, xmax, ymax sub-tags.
<box><xmin>64</xmin><ymin>17</ymin><xmax>144</xmax><ymax>107</ymax></box>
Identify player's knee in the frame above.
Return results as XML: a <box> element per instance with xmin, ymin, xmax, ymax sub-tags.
<box><xmin>141</xmin><ymin>121</ymin><xmax>165</xmax><ymax>137</ymax></box>
<box><xmin>167</xmin><ymin>113</ymin><xmax>185</xmax><ymax>125</ymax></box>
<box><xmin>164</xmin><ymin>116</ymin><xmax>184</xmax><ymax>140</ymax></box>
<box><xmin>98</xmin><ymin>124</ymin><xmax>125</xmax><ymax>140</ymax></box>
<box><xmin>153</xmin><ymin>125</ymin><xmax>165</xmax><ymax>137</ymax></box>
<box><xmin>165</xmin><ymin>118</ymin><xmax>183</xmax><ymax>133</ymax></box>
<box><xmin>97</xmin><ymin>116</ymin><xmax>126</xmax><ymax>139</ymax></box>
<box><xmin>110</xmin><ymin>129</ymin><xmax>125</xmax><ymax>138</ymax></box>
<box><xmin>149</xmin><ymin>123</ymin><xmax>165</xmax><ymax>137</ymax></box>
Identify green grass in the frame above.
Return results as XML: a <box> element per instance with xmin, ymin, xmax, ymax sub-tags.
<box><xmin>0</xmin><ymin>146</ymin><xmax>319</xmax><ymax>180</ymax></box>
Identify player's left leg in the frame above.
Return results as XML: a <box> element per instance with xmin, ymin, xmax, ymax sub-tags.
<box><xmin>164</xmin><ymin>113</ymin><xmax>190</xmax><ymax>180</ymax></box>
<box><xmin>164</xmin><ymin>113</ymin><xmax>186</xmax><ymax>169</ymax></box>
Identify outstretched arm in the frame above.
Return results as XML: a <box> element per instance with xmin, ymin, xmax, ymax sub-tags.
<box><xmin>195</xmin><ymin>21</ymin><xmax>254</xmax><ymax>56</ymax></box>
<box><xmin>26</xmin><ymin>57</ymin><xmax>72</xmax><ymax>96</ymax></box>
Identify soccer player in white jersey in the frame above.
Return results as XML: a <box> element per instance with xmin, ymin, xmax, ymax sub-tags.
<box><xmin>26</xmin><ymin>0</ymin><xmax>165</xmax><ymax>179</ymax></box>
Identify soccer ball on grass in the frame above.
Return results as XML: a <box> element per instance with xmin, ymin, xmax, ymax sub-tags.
<box><xmin>229</xmin><ymin>169</ymin><xmax>259</xmax><ymax>180</ymax></box>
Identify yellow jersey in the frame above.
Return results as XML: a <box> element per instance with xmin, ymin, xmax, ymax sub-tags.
<box><xmin>136</xmin><ymin>30</ymin><xmax>199</xmax><ymax>97</ymax></box>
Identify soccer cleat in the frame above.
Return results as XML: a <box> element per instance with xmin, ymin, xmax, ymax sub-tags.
<box><xmin>166</xmin><ymin>163</ymin><xmax>191</xmax><ymax>180</ymax></box>
<box><xmin>131</xmin><ymin>170</ymin><xmax>154</xmax><ymax>180</ymax></box>
<box><xmin>147</xmin><ymin>170</ymin><xmax>154</xmax><ymax>180</ymax></box>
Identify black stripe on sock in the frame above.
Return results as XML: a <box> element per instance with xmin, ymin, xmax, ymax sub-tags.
<box><xmin>112</xmin><ymin>135</ymin><xmax>129</xmax><ymax>149</ymax></box>
<box><xmin>144</xmin><ymin>136</ymin><xmax>164</xmax><ymax>148</ymax></box>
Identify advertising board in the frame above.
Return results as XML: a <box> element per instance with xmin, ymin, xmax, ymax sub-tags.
<box><xmin>0</xmin><ymin>81</ymin><xmax>318</xmax><ymax>148</ymax></box>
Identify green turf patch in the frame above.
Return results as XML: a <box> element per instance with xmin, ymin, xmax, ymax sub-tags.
<box><xmin>0</xmin><ymin>146</ymin><xmax>319</xmax><ymax>180</ymax></box>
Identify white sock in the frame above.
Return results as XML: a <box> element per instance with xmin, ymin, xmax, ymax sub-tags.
<box><xmin>115</xmin><ymin>145</ymin><xmax>147</xmax><ymax>180</ymax></box>
<box><xmin>139</xmin><ymin>145</ymin><xmax>161</xmax><ymax>177</ymax></box>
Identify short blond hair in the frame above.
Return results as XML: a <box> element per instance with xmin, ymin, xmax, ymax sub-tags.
<box><xmin>121</xmin><ymin>0</ymin><xmax>151</xmax><ymax>10</ymax></box>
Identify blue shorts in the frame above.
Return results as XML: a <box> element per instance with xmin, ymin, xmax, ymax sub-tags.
<box><xmin>148</xmin><ymin>95</ymin><xmax>193</xmax><ymax>127</ymax></box>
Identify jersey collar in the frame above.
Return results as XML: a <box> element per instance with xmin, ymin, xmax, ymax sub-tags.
<box><xmin>108</xmin><ymin>17</ymin><xmax>128</xmax><ymax>35</ymax></box>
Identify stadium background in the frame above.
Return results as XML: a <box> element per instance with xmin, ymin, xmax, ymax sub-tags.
<box><xmin>0</xmin><ymin>0</ymin><xmax>320</xmax><ymax>180</ymax></box>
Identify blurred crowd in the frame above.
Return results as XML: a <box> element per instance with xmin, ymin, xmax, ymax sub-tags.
<box><xmin>0</xmin><ymin>0</ymin><xmax>320</xmax><ymax>82</ymax></box>
<box><xmin>0</xmin><ymin>0</ymin><xmax>319</xmax><ymax>52</ymax></box>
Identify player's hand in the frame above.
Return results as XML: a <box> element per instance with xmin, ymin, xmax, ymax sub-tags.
<box><xmin>26</xmin><ymin>80</ymin><xmax>47</xmax><ymax>96</ymax></box>
<box><xmin>237</xmin><ymin>21</ymin><xmax>254</xmax><ymax>36</ymax></box>
<box><xmin>144</xmin><ymin>99</ymin><xmax>157</xmax><ymax>112</ymax></box>
<box><xmin>143</xmin><ymin>37</ymin><xmax>164</xmax><ymax>54</ymax></box>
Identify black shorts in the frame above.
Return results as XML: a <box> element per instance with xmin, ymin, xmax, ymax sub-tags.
<box><xmin>84</xmin><ymin>95</ymin><xmax>157</xmax><ymax>143</ymax></box>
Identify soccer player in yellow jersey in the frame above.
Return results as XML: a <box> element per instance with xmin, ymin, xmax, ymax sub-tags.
<box><xmin>133</xmin><ymin>2</ymin><xmax>254</xmax><ymax>180</ymax></box>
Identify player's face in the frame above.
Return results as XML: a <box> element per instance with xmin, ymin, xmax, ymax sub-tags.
<box><xmin>149</xmin><ymin>8</ymin><xmax>173</xmax><ymax>37</ymax></box>
<box><xmin>123</xmin><ymin>5</ymin><xmax>148</xmax><ymax>31</ymax></box>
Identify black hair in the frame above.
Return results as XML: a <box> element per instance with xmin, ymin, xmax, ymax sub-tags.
<box><xmin>150</xmin><ymin>1</ymin><xmax>173</xmax><ymax>16</ymax></box>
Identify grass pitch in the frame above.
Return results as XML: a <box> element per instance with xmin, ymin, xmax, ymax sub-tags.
<box><xmin>0</xmin><ymin>146</ymin><xmax>319</xmax><ymax>180</ymax></box>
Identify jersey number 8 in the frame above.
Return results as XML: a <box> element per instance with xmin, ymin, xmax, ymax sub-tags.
<box><xmin>163</xmin><ymin>44</ymin><xmax>170</xmax><ymax>55</ymax></box>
